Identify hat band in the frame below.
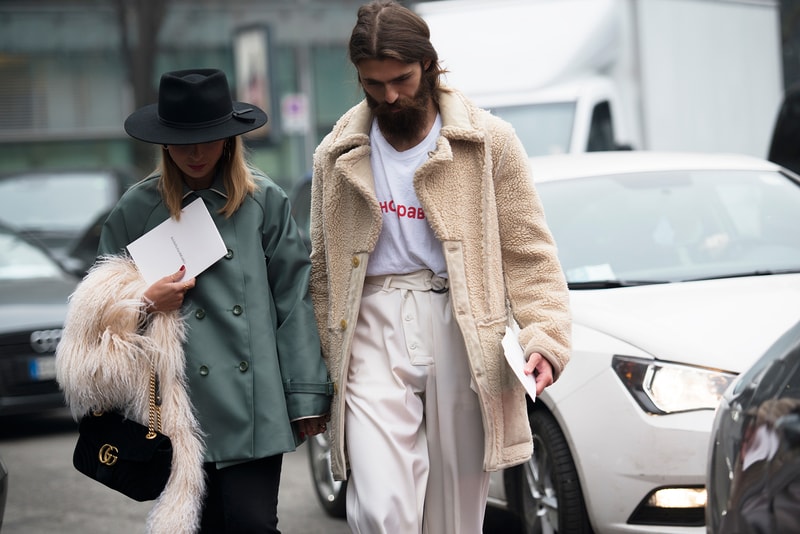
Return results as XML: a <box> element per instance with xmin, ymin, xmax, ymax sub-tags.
<box><xmin>158</xmin><ymin>108</ymin><xmax>257</xmax><ymax>130</ymax></box>
<box><xmin>158</xmin><ymin>112</ymin><xmax>230</xmax><ymax>130</ymax></box>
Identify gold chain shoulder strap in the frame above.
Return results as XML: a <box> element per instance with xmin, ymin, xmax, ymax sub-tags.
<box><xmin>146</xmin><ymin>364</ymin><xmax>163</xmax><ymax>439</ymax></box>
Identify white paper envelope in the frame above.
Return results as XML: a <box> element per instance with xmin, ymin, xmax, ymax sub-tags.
<box><xmin>126</xmin><ymin>198</ymin><xmax>227</xmax><ymax>286</ymax></box>
<box><xmin>502</xmin><ymin>325</ymin><xmax>537</xmax><ymax>402</ymax></box>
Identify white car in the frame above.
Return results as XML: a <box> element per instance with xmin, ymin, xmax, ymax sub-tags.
<box><xmin>308</xmin><ymin>151</ymin><xmax>800</xmax><ymax>533</ymax></box>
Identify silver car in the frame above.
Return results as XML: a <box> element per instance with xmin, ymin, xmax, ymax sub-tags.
<box><xmin>0</xmin><ymin>223</ymin><xmax>77</xmax><ymax>415</ymax></box>
<box><xmin>308</xmin><ymin>151</ymin><xmax>800</xmax><ymax>533</ymax></box>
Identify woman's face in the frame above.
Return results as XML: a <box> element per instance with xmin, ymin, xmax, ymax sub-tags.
<box><xmin>165</xmin><ymin>140</ymin><xmax>225</xmax><ymax>185</ymax></box>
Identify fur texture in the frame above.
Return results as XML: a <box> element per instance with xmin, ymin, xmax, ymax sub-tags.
<box><xmin>56</xmin><ymin>256</ymin><xmax>205</xmax><ymax>534</ymax></box>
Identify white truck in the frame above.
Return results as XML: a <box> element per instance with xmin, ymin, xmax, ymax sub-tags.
<box><xmin>413</xmin><ymin>0</ymin><xmax>784</xmax><ymax>158</ymax></box>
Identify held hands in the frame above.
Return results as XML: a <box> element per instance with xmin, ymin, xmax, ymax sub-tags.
<box><xmin>524</xmin><ymin>352</ymin><xmax>554</xmax><ymax>396</ymax></box>
<box><xmin>297</xmin><ymin>416</ymin><xmax>329</xmax><ymax>439</ymax></box>
<box><xmin>142</xmin><ymin>265</ymin><xmax>196</xmax><ymax>313</ymax></box>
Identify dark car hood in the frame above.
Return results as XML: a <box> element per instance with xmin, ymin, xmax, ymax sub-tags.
<box><xmin>0</xmin><ymin>276</ymin><xmax>77</xmax><ymax>332</ymax></box>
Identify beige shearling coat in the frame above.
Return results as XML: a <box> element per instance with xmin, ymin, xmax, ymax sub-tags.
<box><xmin>310</xmin><ymin>88</ymin><xmax>571</xmax><ymax>480</ymax></box>
<box><xmin>56</xmin><ymin>256</ymin><xmax>205</xmax><ymax>534</ymax></box>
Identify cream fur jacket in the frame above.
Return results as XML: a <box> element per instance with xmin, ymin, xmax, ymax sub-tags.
<box><xmin>310</xmin><ymin>88</ymin><xmax>572</xmax><ymax>479</ymax></box>
<box><xmin>56</xmin><ymin>256</ymin><xmax>205</xmax><ymax>534</ymax></box>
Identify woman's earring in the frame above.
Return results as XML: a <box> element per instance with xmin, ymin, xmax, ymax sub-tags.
<box><xmin>162</xmin><ymin>144</ymin><xmax>169</xmax><ymax>150</ymax></box>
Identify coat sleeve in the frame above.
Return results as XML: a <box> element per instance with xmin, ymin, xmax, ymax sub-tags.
<box><xmin>260</xmin><ymin>183</ymin><xmax>333</xmax><ymax>420</ymax></box>
<box><xmin>490</xmin><ymin>119</ymin><xmax>572</xmax><ymax>380</ymax></box>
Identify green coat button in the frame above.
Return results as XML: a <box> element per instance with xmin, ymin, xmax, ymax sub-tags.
<box><xmin>225</xmin><ymin>249</ymin><xmax>234</xmax><ymax>260</ymax></box>
<box><xmin>232</xmin><ymin>305</ymin><xmax>243</xmax><ymax>316</ymax></box>
<box><xmin>195</xmin><ymin>308</ymin><xmax>206</xmax><ymax>319</ymax></box>
<box><xmin>238</xmin><ymin>361</ymin><xmax>249</xmax><ymax>372</ymax></box>
<box><xmin>199</xmin><ymin>365</ymin><xmax>209</xmax><ymax>376</ymax></box>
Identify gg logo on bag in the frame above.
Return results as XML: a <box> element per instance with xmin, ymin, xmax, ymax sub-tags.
<box><xmin>99</xmin><ymin>443</ymin><xmax>120</xmax><ymax>466</ymax></box>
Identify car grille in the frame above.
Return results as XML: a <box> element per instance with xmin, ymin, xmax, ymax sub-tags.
<box><xmin>0</xmin><ymin>329</ymin><xmax>61</xmax><ymax>398</ymax></box>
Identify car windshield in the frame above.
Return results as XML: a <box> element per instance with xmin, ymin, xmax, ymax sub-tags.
<box><xmin>0</xmin><ymin>229</ymin><xmax>63</xmax><ymax>280</ymax></box>
<box><xmin>491</xmin><ymin>102</ymin><xmax>575</xmax><ymax>156</ymax></box>
<box><xmin>0</xmin><ymin>172</ymin><xmax>117</xmax><ymax>233</ymax></box>
<box><xmin>537</xmin><ymin>169</ymin><xmax>800</xmax><ymax>285</ymax></box>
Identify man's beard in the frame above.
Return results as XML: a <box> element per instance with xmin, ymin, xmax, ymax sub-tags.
<box><xmin>366</xmin><ymin>79</ymin><xmax>432</xmax><ymax>144</ymax></box>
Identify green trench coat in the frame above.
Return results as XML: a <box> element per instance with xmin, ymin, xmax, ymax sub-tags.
<box><xmin>98</xmin><ymin>169</ymin><xmax>332</xmax><ymax>465</ymax></box>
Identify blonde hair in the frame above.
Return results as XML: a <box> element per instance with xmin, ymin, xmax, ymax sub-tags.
<box><xmin>156</xmin><ymin>137</ymin><xmax>257</xmax><ymax>219</ymax></box>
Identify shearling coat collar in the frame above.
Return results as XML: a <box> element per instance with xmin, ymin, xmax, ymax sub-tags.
<box><xmin>320</xmin><ymin>90</ymin><xmax>490</xmax><ymax>252</ymax></box>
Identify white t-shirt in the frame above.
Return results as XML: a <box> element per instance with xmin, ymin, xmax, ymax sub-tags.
<box><xmin>366</xmin><ymin>115</ymin><xmax>447</xmax><ymax>278</ymax></box>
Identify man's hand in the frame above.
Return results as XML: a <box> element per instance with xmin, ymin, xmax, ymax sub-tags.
<box><xmin>524</xmin><ymin>352</ymin><xmax>554</xmax><ymax>396</ymax></box>
<box><xmin>296</xmin><ymin>416</ymin><xmax>328</xmax><ymax>438</ymax></box>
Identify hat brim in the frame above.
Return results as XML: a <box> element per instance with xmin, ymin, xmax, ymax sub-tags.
<box><xmin>124</xmin><ymin>103</ymin><xmax>268</xmax><ymax>145</ymax></box>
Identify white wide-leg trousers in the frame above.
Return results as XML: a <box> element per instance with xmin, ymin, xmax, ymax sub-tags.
<box><xmin>345</xmin><ymin>270</ymin><xmax>490</xmax><ymax>534</ymax></box>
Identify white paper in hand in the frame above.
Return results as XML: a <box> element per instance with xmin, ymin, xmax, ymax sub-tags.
<box><xmin>502</xmin><ymin>325</ymin><xmax>537</xmax><ymax>402</ymax></box>
<box><xmin>126</xmin><ymin>198</ymin><xmax>227</xmax><ymax>286</ymax></box>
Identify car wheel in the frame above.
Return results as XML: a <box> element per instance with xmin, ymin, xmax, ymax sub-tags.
<box><xmin>307</xmin><ymin>431</ymin><xmax>348</xmax><ymax>518</ymax></box>
<box><xmin>515</xmin><ymin>409</ymin><xmax>592</xmax><ymax>534</ymax></box>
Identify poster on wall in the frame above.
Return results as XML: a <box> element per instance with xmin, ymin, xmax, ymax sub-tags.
<box><xmin>233</xmin><ymin>24</ymin><xmax>275</xmax><ymax>140</ymax></box>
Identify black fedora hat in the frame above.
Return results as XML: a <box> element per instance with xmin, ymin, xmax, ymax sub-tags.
<box><xmin>124</xmin><ymin>68</ymin><xmax>268</xmax><ymax>145</ymax></box>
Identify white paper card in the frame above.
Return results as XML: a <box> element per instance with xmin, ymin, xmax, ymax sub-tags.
<box><xmin>126</xmin><ymin>198</ymin><xmax>227</xmax><ymax>286</ymax></box>
<box><xmin>502</xmin><ymin>325</ymin><xmax>537</xmax><ymax>402</ymax></box>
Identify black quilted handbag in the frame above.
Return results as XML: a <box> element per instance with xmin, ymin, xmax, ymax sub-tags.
<box><xmin>72</xmin><ymin>369</ymin><xmax>172</xmax><ymax>502</ymax></box>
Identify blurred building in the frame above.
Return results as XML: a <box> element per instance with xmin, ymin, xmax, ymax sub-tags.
<box><xmin>0</xmin><ymin>0</ymin><xmax>797</xmax><ymax>191</ymax></box>
<box><xmin>0</xmin><ymin>0</ymin><xmax>376</xmax><ymax>190</ymax></box>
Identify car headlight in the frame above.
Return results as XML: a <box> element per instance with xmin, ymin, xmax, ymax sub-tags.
<box><xmin>612</xmin><ymin>355</ymin><xmax>737</xmax><ymax>414</ymax></box>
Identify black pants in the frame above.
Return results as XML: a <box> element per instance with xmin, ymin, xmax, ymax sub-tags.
<box><xmin>199</xmin><ymin>454</ymin><xmax>283</xmax><ymax>533</ymax></box>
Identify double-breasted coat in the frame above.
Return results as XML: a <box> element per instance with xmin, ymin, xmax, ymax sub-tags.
<box><xmin>97</xmin><ymin>169</ymin><xmax>333</xmax><ymax>464</ymax></box>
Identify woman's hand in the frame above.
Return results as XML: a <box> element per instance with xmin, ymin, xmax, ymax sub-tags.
<box><xmin>142</xmin><ymin>265</ymin><xmax>195</xmax><ymax>313</ymax></box>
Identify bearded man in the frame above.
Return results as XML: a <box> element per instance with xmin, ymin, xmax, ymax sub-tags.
<box><xmin>309</xmin><ymin>2</ymin><xmax>572</xmax><ymax>533</ymax></box>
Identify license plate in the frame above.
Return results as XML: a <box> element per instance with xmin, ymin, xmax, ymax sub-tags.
<box><xmin>29</xmin><ymin>356</ymin><xmax>56</xmax><ymax>381</ymax></box>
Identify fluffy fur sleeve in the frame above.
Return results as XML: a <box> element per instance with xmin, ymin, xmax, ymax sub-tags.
<box><xmin>55</xmin><ymin>255</ymin><xmax>206</xmax><ymax>534</ymax></box>
<box><xmin>56</xmin><ymin>255</ymin><xmax>157</xmax><ymax>419</ymax></box>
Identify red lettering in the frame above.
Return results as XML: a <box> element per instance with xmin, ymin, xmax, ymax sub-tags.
<box><xmin>378</xmin><ymin>200</ymin><xmax>425</xmax><ymax>219</ymax></box>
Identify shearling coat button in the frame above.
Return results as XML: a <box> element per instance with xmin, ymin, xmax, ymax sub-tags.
<box><xmin>340</xmin><ymin>319</ymin><xmax>347</xmax><ymax>330</ymax></box>
<box><xmin>351</xmin><ymin>256</ymin><xmax>360</xmax><ymax>267</ymax></box>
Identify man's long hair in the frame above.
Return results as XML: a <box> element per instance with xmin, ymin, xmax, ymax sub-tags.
<box><xmin>348</xmin><ymin>1</ymin><xmax>447</xmax><ymax>103</ymax></box>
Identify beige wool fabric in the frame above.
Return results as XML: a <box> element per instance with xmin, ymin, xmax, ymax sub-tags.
<box><xmin>56</xmin><ymin>256</ymin><xmax>205</xmax><ymax>534</ymax></box>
